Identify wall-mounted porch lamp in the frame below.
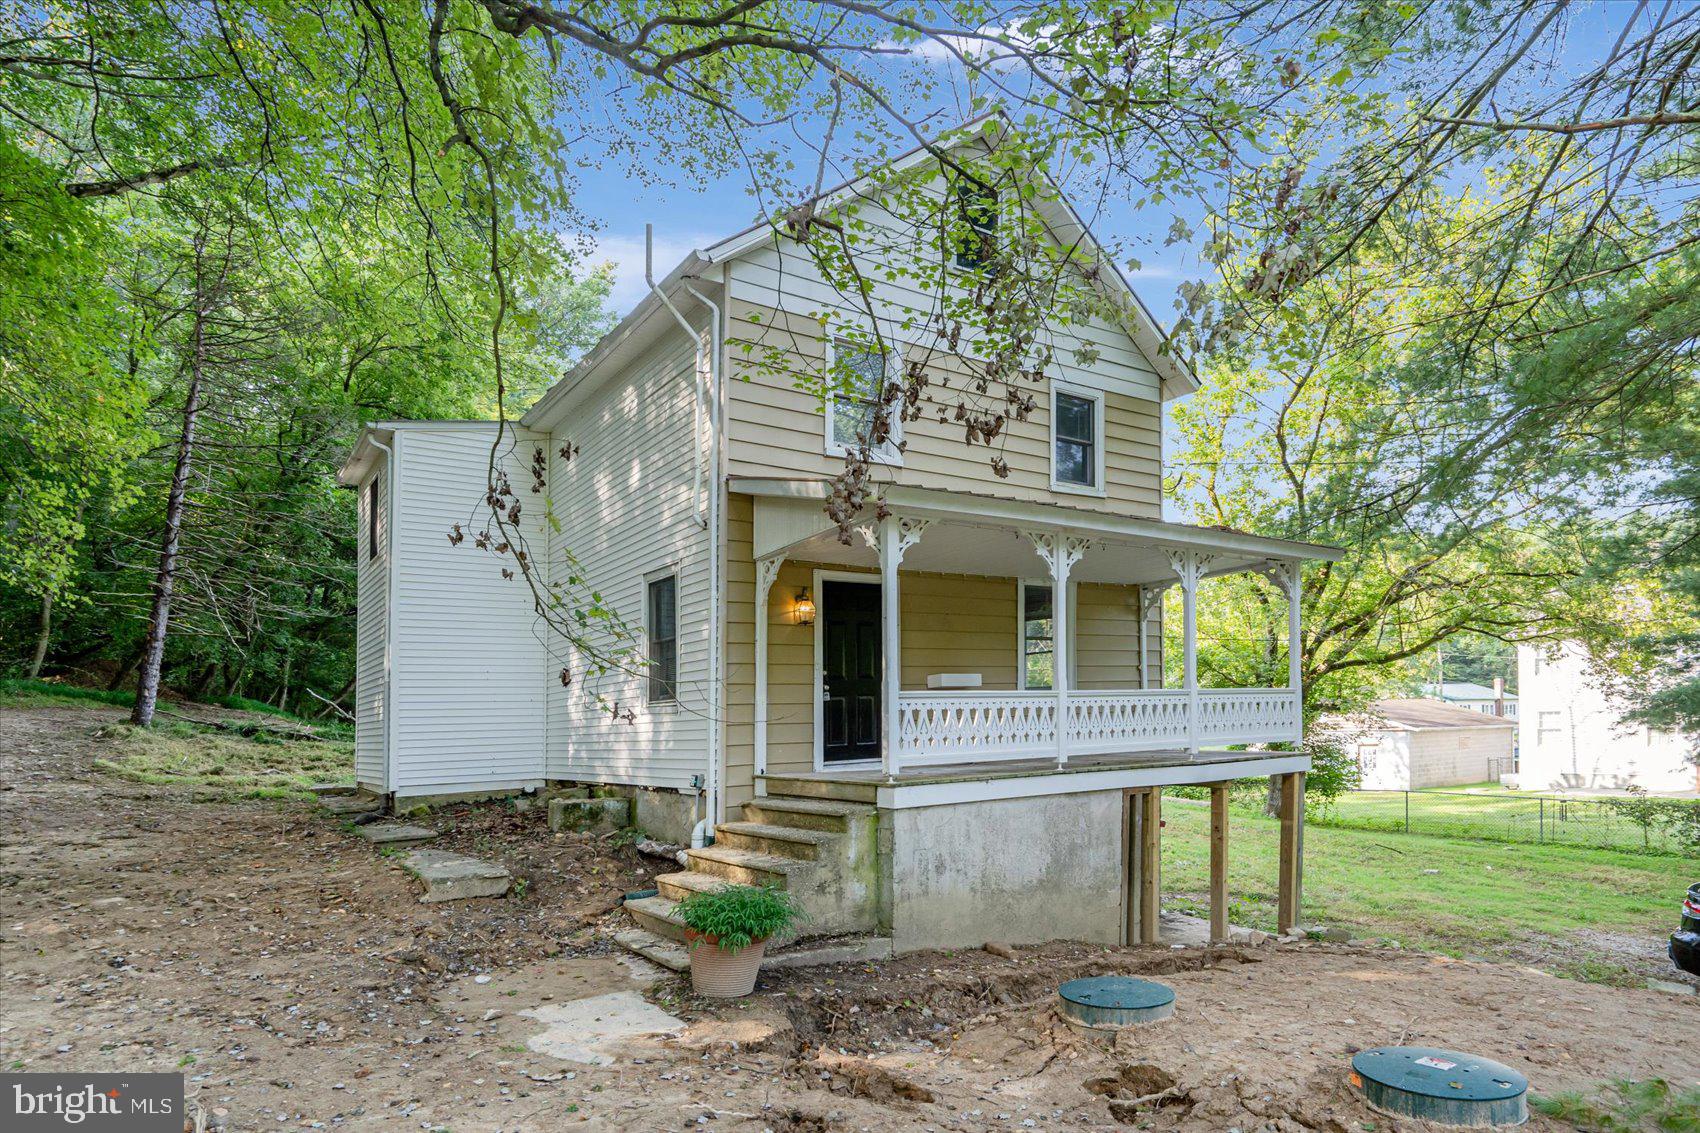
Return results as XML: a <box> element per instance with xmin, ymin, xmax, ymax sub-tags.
<box><xmin>793</xmin><ymin>588</ymin><xmax>816</xmax><ymax>625</ymax></box>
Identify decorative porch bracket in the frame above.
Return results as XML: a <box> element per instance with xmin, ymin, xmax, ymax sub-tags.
<box><xmin>1135</xmin><ymin>582</ymin><xmax>1172</xmax><ymax>690</ymax></box>
<box><xmin>1165</xmin><ymin>549</ymin><xmax>1217</xmax><ymax>754</ymax></box>
<box><xmin>753</xmin><ymin>554</ymin><xmax>785</xmax><ymax>778</ymax></box>
<box><xmin>874</xmin><ymin>516</ymin><xmax>931</xmax><ymax>780</ymax></box>
<box><xmin>1026</xmin><ymin>531</ymin><xmax>1093</xmax><ymax>766</ymax></box>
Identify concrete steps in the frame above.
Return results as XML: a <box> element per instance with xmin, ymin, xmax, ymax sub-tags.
<box><xmin>655</xmin><ymin>870</ymin><xmax>728</xmax><ymax>901</ymax></box>
<box><xmin>619</xmin><ymin>790</ymin><xmax>886</xmax><ymax>968</ymax></box>
<box><xmin>614</xmin><ymin>927</ymin><xmax>688</xmax><ymax>972</ymax></box>
<box><xmin>758</xmin><ymin>776</ymin><xmax>879</xmax><ymax>805</ymax></box>
<box><xmin>712</xmin><ymin>821</ymin><xmax>834</xmax><ymax>860</ymax></box>
<box><xmin>685</xmin><ymin>844</ymin><xmax>803</xmax><ymax>888</ymax></box>
<box><xmin>742</xmin><ymin>796</ymin><xmax>875</xmax><ymax>832</ymax></box>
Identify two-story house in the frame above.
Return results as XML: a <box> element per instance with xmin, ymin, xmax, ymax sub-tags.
<box><xmin>338</xmin><ymin>136</ymin><xmax>1342</xmax><ymax>959</ymax></box>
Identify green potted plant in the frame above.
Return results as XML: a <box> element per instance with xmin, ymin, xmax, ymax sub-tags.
<box><xmin>674</xmin><ymin>884</ymin><xmax>801</xmax><ymax>997</ymax></box>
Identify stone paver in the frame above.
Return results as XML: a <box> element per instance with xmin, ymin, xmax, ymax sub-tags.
<box><xmin>402</xmin><ymin>849</ymin><xmax>511</xmax><ymax>903</ymax></box>
<box><xmin>356</xmin><ymin>823</ymin><xmax>438</xmax><ymax>848</ymax></box>
<box><xmin>319</xmin><ymin>794</ymin><xmax>381</xmax><ymax>816</ymax></box>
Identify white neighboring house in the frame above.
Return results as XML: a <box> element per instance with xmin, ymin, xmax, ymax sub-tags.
<box><xmin>1420</xmin><ymin>680</ymin><xmax>1518</xmax><ymax>720</ymax></box>
<box><xmin>1347</xmin><ymin>699</ymin><xmax>1517</xmax><ymax>791</ymax></box>
<box><xmin>336</xmin><ymin>131</ymin><xmax>1345</xmax><ymax>956</ymax></box>
<box><xmin>1517</xmin><ymin>643</ymin><xmax>1699</xmax><ymax>794</ymax></box>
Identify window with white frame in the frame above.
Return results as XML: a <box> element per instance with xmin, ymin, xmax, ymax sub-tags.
<box><xmin>825</xmin><ymin>336</ymin><xmax>902</xmax><ymax>461</ymax></box>
<box><xmin>1535</xmin><ymin>709</ymin><xmax>1562</xmax><ymax>747</ymax></box>
<box><xmin>1020</xmin><ymin>583</ymin><xmax>1054</xmax><ymax>690</ymax></box>
<box><xmin>1051</xmin><ymin>385</ymin><xmax>1103</xmax><ymax>491</ymax></box>
<box><xmin>646</xmin><ymin>574</ymin><xmax>678</xmax><ymax>704</ymax></box>
<box><xmin>953</xmin><ymin>182</ymin><xmax>999</xmax><ymax>271</ymax></box>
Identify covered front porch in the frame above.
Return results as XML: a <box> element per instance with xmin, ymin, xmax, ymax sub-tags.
<box><xmin>740</xmin><ymin>480</ymin><xmax>1343</xmax><ymax>782</ymax></box>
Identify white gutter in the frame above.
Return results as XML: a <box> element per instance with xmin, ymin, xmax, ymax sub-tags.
<box><xmin>645</xmin><ymin>227</ymin><xmax>722</xmax><ymax>847</ymax></box>
<box><xmin>682</xmin><ymin>273</ymin><xmax>726</xmax><ymax>834</ymax></box>
<box><xmin>368</xmin><ymin>432</ymin><xmax>399</xmax><ymax>802</ymax></box>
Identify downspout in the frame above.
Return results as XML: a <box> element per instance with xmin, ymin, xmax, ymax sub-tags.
<box><xmin>646</xmin><ymin>227</ymin><xmax>721</xmax><ymax>848</ymax></box>
<box><xmin>369</xmin><ymin>434</ymin><xmax>399</xmax><ymax>804</ymax></box>
<box><xmin>683</xmin><ymin>274</ymin><xmax>726</xmax><ymax>840</ymax></box>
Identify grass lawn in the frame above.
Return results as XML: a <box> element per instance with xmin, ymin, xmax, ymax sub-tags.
<box><xmin>91</xmin><ymin>721</ymin><xmax>354</xmax><ymax>801</ymax></box>
<box><xmin>1303</xmin><ymin>788</ymin><xmax>1695</xmax><ymax>856</ymax></box>
<box><xmin>1161</xmin><ymin>799</ymin><xmax>1693</xmax><ymax>986</ymax></box>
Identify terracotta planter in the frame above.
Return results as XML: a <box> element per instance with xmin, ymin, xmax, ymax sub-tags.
<box><xmin>684</xmin><ymin>930</ymin><xmax>768</xmax><ymax>998</ymax></box>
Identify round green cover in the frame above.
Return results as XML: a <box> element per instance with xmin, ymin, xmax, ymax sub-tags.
<box><xmin>1351</xmin><ymin>1046</ymin><xmax>1527</xmax><ymax>1127</ymax></box>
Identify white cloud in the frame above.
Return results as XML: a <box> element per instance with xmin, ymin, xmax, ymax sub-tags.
<box><xmin>587</xmin><ymin>229</ymin><xmax>717</xmax><ymax>318</ymax></box>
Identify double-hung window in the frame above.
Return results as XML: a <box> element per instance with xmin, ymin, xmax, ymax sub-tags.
<box><xmin>646</xmin><ymin>574</ymin><xmax>678</xmax><ymax>704</ymax></box>
<box><xmin>825</xmin><ymin>336</ymin><xmax>902</xmax><ymax>462</ymax></box>
<box><xmin>1052</xmin><ymin>385</ymin><xmax>1103</xmax><ymax>493</ymax></box>
<box><xmin>1020</xmin><ymin>583</ymin><xmax>1054</xmax><ymax>691</ymax></box>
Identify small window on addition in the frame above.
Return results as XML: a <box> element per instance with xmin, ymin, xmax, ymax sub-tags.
<box><xmin>1054</xmin><ymin>391</ymin><xmax>1097</xmax><ymax>488</ymax></box>
<box><xmin>953</xmin><ymin>182</ymin><xmax>998</xmax><ymax>271</ymax></box>
<box><xmin>646</xmin><ymin>575</ymin><xmax>678</xmax><ymax>704</ymax></box>
<box><xmin>367</xmin><ymin>479</ymin><xmax>380</xmax><ymax>560</ymax></box>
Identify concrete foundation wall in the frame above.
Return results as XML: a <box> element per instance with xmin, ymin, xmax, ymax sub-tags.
<box><xmin>882</xmin><ymin>790</ymin><xmax>1125</xmax><ymax>953</ymax></box>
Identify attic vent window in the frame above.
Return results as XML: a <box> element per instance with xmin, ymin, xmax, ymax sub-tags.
<box><xmin>954</xmin><ymin>183</ymin><xmax>998</xmax><ymax>271</ymax></box>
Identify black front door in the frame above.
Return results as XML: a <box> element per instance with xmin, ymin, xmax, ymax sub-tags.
<box><xmin>821</xmin><ymin>580</ymin><xmax>881</xmax><ymax>764</ymax></box>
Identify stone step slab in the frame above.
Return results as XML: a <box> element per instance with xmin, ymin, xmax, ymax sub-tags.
<box><xmin>402</xmin><ymin>849</ymin><xmax>511</xmax><ymax>903</ymax></box>
<box><xmin>357</xmin><ymin>823</ymin><xmax>438</xmax><ymax>849</ymax></box>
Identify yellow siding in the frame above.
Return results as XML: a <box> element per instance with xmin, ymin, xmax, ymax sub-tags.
<box><xmin>724</xmin><ymin>300</ymin><xmax>1162</xmax><ymax>518</ymax></box>
<box><xmin>1075</xmin><ymin>583</ymin><xmax>1160</xmax><ymax>689</ymax></box>
<box><xmin>723</xmin><ymin>497</ymin><xmax>1161</xmax><ymax>790</ymax></box>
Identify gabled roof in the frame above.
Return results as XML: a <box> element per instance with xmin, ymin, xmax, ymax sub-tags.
<box><xmin>523</xmin><ymin>117</ymin><xmax>1196</xmax><ymax>432</ymax></box>
<box><xmin>1371</xmin><ymin>699</ymin><xmax>1517</xmax><ymax>730</ymax></box>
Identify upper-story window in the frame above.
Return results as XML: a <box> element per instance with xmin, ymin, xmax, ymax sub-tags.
<box><xmin>646</xmin><ymin>574</ymin><xmax>678</xmax><ymax>704</ymax></box>
<box><xmin>953</xmin><ymin>183</ymin><xmax>999</xmax><ymax>271</ymax></box>
<box><xmin>1051</xmin><ymin>383</ymin><xmax>1104</xmax><ymax>494</ymax></box>
<box><xmin>825</xmin><ymin>336</ymin><xmax>903</xmax><ymax>463</ymax></box>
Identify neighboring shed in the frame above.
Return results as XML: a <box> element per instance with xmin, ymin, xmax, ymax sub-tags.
<box><xmin>1349</xmin><ymin>699</ymin><xmax>1518</xmax><ymax>791</ymax></box>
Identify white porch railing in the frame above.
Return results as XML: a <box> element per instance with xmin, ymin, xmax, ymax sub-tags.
<box><xmin>895</xmin><ymin>687</ymin><xmax>1301</xmax><ymax>770</ymax></box>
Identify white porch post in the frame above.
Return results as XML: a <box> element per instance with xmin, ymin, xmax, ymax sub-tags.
<box><xmin>753</xmin><ymin>555</ymin><xmax>784</xmax><ymax>781</ymax></box>
<box><xmin>872</xmin><ymin>516</ymin><xmax>930</xmax><ymax>781</ymax></box>
<box><xmin>1167</xmin><ymin>551</ymin><xmax>1209</xmax><ymax>756</ymax></box>
<box><xmin>1028</xmin><ymin>531</ymin><xmax>1090</xmax><ymax>766</ymax></box>
<box><xmin>1282</xmin><ymin>561</ymin><xmax>1304</xmax><ymax>742</ymax></box>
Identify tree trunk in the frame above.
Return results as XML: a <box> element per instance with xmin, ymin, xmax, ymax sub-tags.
<box><xmin>26</xmin><ymin>591</ymin><xmax>53</xmax><ymax>679</ymax></box>
<box><xmin>1263</xmin><ymin>776</ymin><xmax>1281</xmax><ymax>817</ymax></box>
<box><xmin>131</xmin><ymin>300</ymin><xmax>207</xmax><ymax>727</ymax></box>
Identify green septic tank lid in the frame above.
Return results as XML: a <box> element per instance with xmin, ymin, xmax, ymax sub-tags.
<box><xmin>1057</xmin><ymin>976</ymin><xmax>1176</xmax><ymax>1027</ymax></box>
<box><xmin>1351</xmin><ymin>1046</ymin><xmax>1528</xmax><ymax>1127</ymax></box>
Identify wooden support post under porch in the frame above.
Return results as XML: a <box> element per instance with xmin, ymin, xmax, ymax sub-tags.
<box><xmin>1277</xmin><ymin>770</ymin><xmax>1306</xmax><ymax>935</ymax></box>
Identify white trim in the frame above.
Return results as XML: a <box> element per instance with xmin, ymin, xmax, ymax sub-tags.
<box><xmin>1050</xmin><ymin>380</ymin><xmax>1106</xmax><ymax>497</ymax></box>
<box><xmin>873</xmin><ymin>753</ymin><xmax>1313</xmax><ymax>809</ymax></box>
<box><xmin>811</xmin><ymin>567</ymin><xmax>882</xmax><ymax>772</ymax></box>
<box><xmin>731</xmin><ymin>479</ymin><xmax>1346</xmax><ymax>563</ymax></box>
<box><xmin>823</xmin><ymin>333</ymin><xmax>905</xmax><ymax>465</ymax></box>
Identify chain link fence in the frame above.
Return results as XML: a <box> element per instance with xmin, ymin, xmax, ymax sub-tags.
<box><xmin>1308</xmin><ymin>789</ymin><xmax>1700</xmax><ymax>857</ymax></box>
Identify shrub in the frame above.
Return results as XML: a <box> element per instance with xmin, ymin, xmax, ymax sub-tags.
<box><xmin>674</xmin><ymin>884</ymin><xmax>801</xmax><ymax>951</ymax></box>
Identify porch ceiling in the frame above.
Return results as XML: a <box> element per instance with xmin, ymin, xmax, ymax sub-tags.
<box><xmin>745</xmin><ymin>481</ymin><xmax>1342</xmax><ymax>586</ymax></box>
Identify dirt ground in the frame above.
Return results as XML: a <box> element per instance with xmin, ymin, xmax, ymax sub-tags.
<box><xmin>3</xmin><ymin>704</ymin><xmax>1697</xmax><ymax>1132</ymax></box>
